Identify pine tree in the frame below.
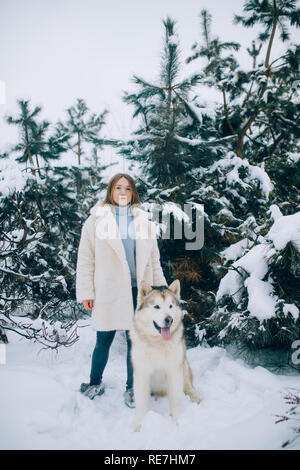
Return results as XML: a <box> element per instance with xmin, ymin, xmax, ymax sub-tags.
<box><xmin>204</xmin><ymin>205</ymin><xmax>300</xmax><ymax>367</ymax></box>
<box><xmin>56</xmin><ymin>98</ymin><xmax>112</xmax><ymax>165</ymax></box>
<box><xmin>119</xmin><ymin>16</ymin><xmax>238</xmax><ymax>343</ymax></box>
<box><xmin>180</xmin><ymin>2</ymin><xmax>300</xmax><ymax>358</ymax></box>
<box><xmin>234</xmin><ymin>0</ymin><xmax>300</xmax><ymax>68</ymax></box>
<box><xmin>5</xmin><ymin>100</ymin><xmax>65</xmax><ymax>176</ymax></box>
<box><xmin>0</xmin><ymin>98</ymin><xmax>113</xmax><ymax>349</ymax></box>
<box><xmin>247</xmin><ymin>41</ymin><xmax>263</xmax><ymax>68</ymax></box>
<box><xmin>187</xmin><ymin>2</ymin><xmax>300</xmax><ymax>161</ymax></box>
<box><xmin>0</xmin><ymin>164</ymin><xmax>79</xmax><ymax>322</ymax></box>
<box><xmin>120</xmin><ymin>17</ymin><xmax>202</xmax><ymax>189</ymax></box>
<box><xmin>0</xmin><ymin>155</ymin><xmax>110</xmax><ymax>348</ymax></box>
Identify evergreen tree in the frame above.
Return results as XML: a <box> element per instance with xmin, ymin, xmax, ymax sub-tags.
<box><xmin>0</xmin><ymin>97</ymin><xmax>113</xmax><ymax>349</ymax></box>
<box><xmin>0</xmin><ymin>164</ymin><xmax>80</xmax><ymax>333</ymax></box>
<box><xmin>120</xmin><ymin>17</ymin><xmax>202</xmax><ymax>189</ymax></box>
<box><xmin>120</xmin><ymin>16</ymin><xmax>239</xmax><ymax>344</ymax></box>
<box><xmin>56</xmin><ymin>98</ymin><xmax>115</xmax><ymax>165</ymax></box>
<box><xmin>5</xmin><ymin>100</ymin><xmax>65</xmax><ymax>176</ymax></box>
<box><xmin>0</xmin><ymin>157</ymin><xmax>110</xmax><ymax>348</ymax></box>
<box><xmin>204</xmin><ymin>205</ymin><xmax>300</xmax><ymax>367</ymax></box>
<box><xmin>181</xmin><ymin>1</ymin><xmax>300</xmax><ymax>359</ymax></box>
<box><xmin>187</xmin><ymin>2</ymin><xmax>300</xmax><ymax>160</ymax></box>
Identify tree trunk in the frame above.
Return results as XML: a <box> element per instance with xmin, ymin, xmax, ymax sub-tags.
<box><xmin>35</xmin><ymin>153</ymin><xmax>42</xmax><ymax>177</ymax></box>
<box><xmin>77</xmin><ymin>134</ymin><xmax>81</xmax><ymax>165</ymax></box>
<box><xmin>265</xmin><ymin>15</ymin><xmax>278</xmax><ymax>69</ymax></box>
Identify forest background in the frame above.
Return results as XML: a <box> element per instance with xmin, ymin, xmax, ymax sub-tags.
<box><xmin>1</xmin><ymin>0</ymin><xmax>300</xmax><ymax>373</ymax></box>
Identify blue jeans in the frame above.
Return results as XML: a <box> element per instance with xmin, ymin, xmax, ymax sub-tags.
<box><xmin>89</xmin><ymin>286</ymin><xmax>137</xmax><ymax>390</ymax></box>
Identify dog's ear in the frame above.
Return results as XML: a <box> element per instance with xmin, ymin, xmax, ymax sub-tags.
<box><xmin>168</xmin><ymin>279</ymin><xmax>180</xmax><ymax>300</ymax></box>
<box><xmin>139</xmin><ymin>281</ymin><xmax>153</xmax><ymax>300</ymax></box>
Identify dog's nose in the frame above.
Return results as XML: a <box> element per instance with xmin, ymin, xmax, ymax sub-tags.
<box><xmin>164</xmin><ymin>315</ymin><xmax>173</xmax><ymax>327</ymax></box>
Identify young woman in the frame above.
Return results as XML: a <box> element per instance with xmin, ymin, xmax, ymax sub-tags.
<box><xmin>76</xmin><ymin>173</ymin><xmax>167</xmax><ymax>407</ymax></box>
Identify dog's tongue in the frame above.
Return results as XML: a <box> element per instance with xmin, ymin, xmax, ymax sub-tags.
<box><xmin>161</xmin><ymin>327</ymin><xmax>171</xmax><ymax>341</ymax></box>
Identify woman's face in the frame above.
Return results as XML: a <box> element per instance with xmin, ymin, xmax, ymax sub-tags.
<box><xmin>112</xmin><ymin>177</ymin><xmax>133</xmax><ymax>206</ymax></box>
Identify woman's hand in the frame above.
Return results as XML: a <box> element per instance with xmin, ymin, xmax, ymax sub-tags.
<box><xmin>82</xmin><ymin>299</ymin><xmax>94</xmax><ymax>310</ymax></box>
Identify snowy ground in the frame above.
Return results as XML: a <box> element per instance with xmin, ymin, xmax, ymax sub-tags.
<box><xmin>0</xmin><ymin>320</ymin><xmax>299</xmax><ymax>450</ymax></box>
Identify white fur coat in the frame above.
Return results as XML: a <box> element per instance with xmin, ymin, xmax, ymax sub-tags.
<box><xmin>76</xmin><ymin>203</ymin><xmax>167</xmax><ymax>331</ymax></box>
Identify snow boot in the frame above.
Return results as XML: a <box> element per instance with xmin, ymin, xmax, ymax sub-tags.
<box><xmin>80</xmin><ymin>382</ymin><xmax>105</xmax><ymax>400</ymax></box>
<box><xmin>124</xmin><ymin>388</ymin><xmax>135</xmax><ymax>408</ymax></box>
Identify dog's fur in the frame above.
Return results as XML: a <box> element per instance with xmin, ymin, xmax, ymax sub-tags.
<box><xmin>130</xmin><ymin>279</ymin><xmax>201</xmax><ymax>432</ymax></box>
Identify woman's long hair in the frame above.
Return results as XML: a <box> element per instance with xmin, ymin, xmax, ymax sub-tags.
<box><xmin>101</xmin><ymin>173</ymin><xmax>141</xmax><ymax>207</ymax></box>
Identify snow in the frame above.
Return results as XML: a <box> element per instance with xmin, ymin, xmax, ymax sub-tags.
<box><xmin>217</xmin><ymin>244</ymin><xmax>270</xmax><ymax>305</ymax></box>
<box><xmin>174</xmin><ymin>135</ymin><xmax>206</xmax><ymax>146</ymax></box>
<box><xmin>167</xmin><ymin>35</ymin><xmax>179</xmax><ymax>47</ymax></box>
<box><xmin>283</xmin><ymin>304</ymin><xmax>299</xmax><ymax>321</ymax></box>
<box><xmin>0</xmin><ymin>155</ymin><xmax>27</xmax><ymax>196</ymax></box>
<box><xmin>216</xmin><ymin>269</ymin><xmax>244</xmax><ymax>304</ymax></box>
<box><xmin>186</xmin><ymin>101</ymin><xmax>203</xmax><ymax>125</ymax></box>
<box><xmin>247</xmin><ymin>162</ymin><xmax>274</xmax><ymax>198</ymax></box>
<box><xmin>268</xmin><ymin>204</ymin><xmax>283</xmax><ymax>222</ymax></box>
<box><xmin>227</xmin><ymin>167</ymin><xmax>251</xmax><ymax>190</ymax></box>
<box><xmin>235</xmin><ymin>244</ymin><xmax>269</xmax><ymax>279</ymax></box>
<box><xmin>220</xmin><ymin>238</ymin><xmax>250</xmax><ymax>262</ymax></box>
<box><xmin>266</xmin><ymin>208</ymin><xmax>300</xmax><ymax>252</ymax></box>
<box><xmin>244</xmin><ymin>275</ymin><xmax>277</xmax><ymax>322</ymax></box>
<box><xmin>174</xmin><ymin>134</ymin><xmax>234</xmax><ymax>147</ymax></box>
<box><xmin>0</xmin><ymin>323</ymin><xmax>299</xmax><ymax>450</ymax></box>
<box><xmin>210</xmin><ymin>152</ymin><xmax>274</xmax><ymax>199</ymax></box>
<box><xmin>288</xmin><ymin>152</ymin><xmax>300</xmax><ymax>163</ymax></box>
<box><xmin>217</xmin><ymin>207</ymin><xmax>300</xmax><ymax>323</ymax></box>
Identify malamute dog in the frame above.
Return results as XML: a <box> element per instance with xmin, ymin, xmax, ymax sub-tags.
<box><xmin>130</xmin><ymin>279</ymin><xmax>201</xmax><ymax>432</ymax></box>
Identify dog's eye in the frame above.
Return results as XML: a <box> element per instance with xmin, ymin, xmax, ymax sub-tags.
<box><xmin>154</xmin><ymin>305</ymin><xmax>160</xmax><ymax>309</ymax></box>
<box><xmin>169</xmin><ymin>304</ymin><xmax>173</xmax><ymax>308</ymax></box>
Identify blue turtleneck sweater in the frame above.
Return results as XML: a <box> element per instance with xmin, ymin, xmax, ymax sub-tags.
<box><xmin>114</xmin><ymin>204</ymin><xmax>137</xmax><ymax>287</ymax></box>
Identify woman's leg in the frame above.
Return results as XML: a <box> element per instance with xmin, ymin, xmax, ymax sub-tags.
<box><xmin>132</xmin><ymin>285</ymin><xmax>138</xmax><ymax>311</ymax></box>
<box><xmin>125</xmin><ymin>286</ymin><xmax>138</xmax><ymax>390</ymax></box>
<box><xmin>90</xmin><ymin>330</ymin><xmax>116</xmax><ymax>385</ymax></box>
<box><xmin>125</xmin><ymin>330</ymin><xmax>133</xmax><ymax>390</ymax></box>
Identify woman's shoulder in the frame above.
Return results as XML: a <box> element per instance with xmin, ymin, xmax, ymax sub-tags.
<box><xmin>89</xmin><ymin>200</ymin><xmax>106</xmax><ymax>217</ymax></box>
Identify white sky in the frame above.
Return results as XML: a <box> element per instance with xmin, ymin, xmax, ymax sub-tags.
<box><xmin>1</xmin><ymin>0</ymin><xmax>299</xmax><ymax>173</ymax></box>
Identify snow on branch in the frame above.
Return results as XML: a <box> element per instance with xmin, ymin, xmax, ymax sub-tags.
<box><xmin>174</xmin><ymin>134</ymin><xmax>235</xmax><ymax>147</ymax></box>
<box><xmin>0</xmin><ymin>313</ymin><xmax>79</xmax><ymax>352</ymax></box>
<box><xmin>216</xmin><ymin>207</ymin><xmax>300</xmax><ymax>324</ymax></box>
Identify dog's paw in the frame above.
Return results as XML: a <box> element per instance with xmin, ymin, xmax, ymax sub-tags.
<box><xmin>189</xmin><ymin>389</ymin><xmax>202</xmax><ymax>404</ymax></box>
<box><xmin>133</xmin><ymin>422</ymin><xmax>141</xmax><ymax>432</ymax></box>
<box><xmin>195</xmin><ymin>390</ymin><xmax>203</xmax><ymax>404</ymax></box>
<box><xmin>132</xmin><ymin>418</ymin><xmax>142</xmax><ymax>432</ymax></box>
<box><xmin>169</xmin><ymin>412</ymin><xmax>179</xmax><ymax>425</ymax></box>
<box><xmin>192</xmin><ymin>394</ymin><xmax>202</xmax><ymax>404</ymax></box>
